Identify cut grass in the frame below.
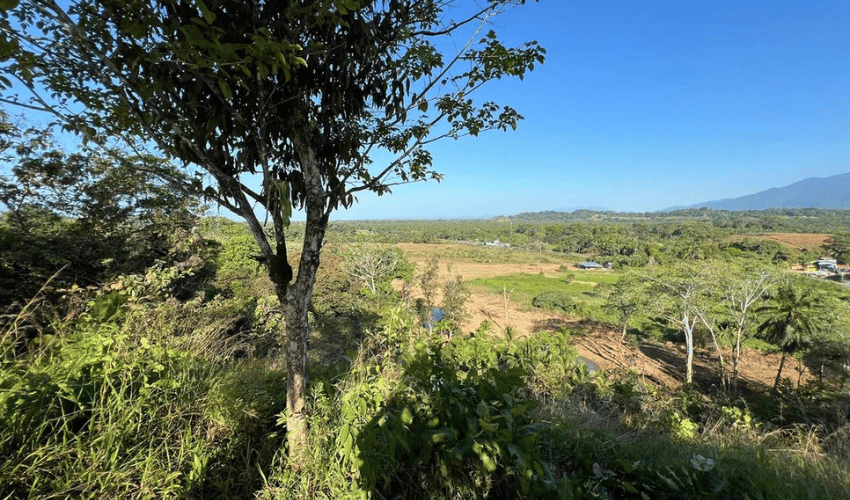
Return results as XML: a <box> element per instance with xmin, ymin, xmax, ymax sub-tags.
<box><xmin>469</xmin><ymin>271</ymin><xmax>620</xmax><ymax>310</ymax></box>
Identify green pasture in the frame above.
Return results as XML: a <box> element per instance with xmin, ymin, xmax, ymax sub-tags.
<box><xmin>469</xmin><ymin>270</ymin><xmax>620</xmax><ymax>320</ymax></box>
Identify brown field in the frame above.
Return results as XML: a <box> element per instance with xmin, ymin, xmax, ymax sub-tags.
<box><xmin>727</xmin><ymin>232</ymin><xmax>833</xmax><ymax>251</ymax></box>
<box><xmin>398</xmin><ymin>242</ymin><xmax>801</xmax><ymax>391</ymax></box>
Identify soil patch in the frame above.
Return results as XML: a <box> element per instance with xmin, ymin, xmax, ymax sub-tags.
<box><xmin>399</xmin><ymin>243</ymin><xmax>809</xmax><ymax>391</ymax></box>
<box><xmin>727</xmin><ymin>233</ymin><xmax>833</xmax><ymax>251</ymax></box>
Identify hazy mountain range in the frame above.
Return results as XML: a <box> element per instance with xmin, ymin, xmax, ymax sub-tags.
<box><xmin>687</xmin><ymin>172</ymin><xmax>850</xmax><ymax>211</ymax></box>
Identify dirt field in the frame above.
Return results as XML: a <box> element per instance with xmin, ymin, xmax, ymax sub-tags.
<box><xmin>727</xmin><ymin>232</ymin><xmax>833</xmax><ymax>251</ymax></box>
<box><xmin>400</xmin><ymin>243</ymin><xmax>803</xmax><ymax>391</ymax></box>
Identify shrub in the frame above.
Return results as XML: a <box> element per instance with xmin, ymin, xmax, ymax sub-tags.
<box><xmin>338</xmin><ymin>340</ymin><xmax>559</xmax><ymax>499</ymax></box>
<box><xmin>532</xmin><ymin>291</ymin><xmax>595</xmax><ymax>317</ymax></box>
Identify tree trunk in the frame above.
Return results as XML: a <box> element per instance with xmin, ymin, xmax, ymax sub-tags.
<box><xmin>732</xmin><ymin>327</ymin><xmax>743</xmax><ymax>392</ymax></box>
<box><xmin>280</xmin><ymin>134</ymin><xmax>330</xmax><ymax>469</ymax></box>
<box><xmin>683</xmin><ymin>312</ymin><xmax>695</xmax><ymax>384</ymax></box>
<box><xmin>280</xmin><ymin>217</ymin><xmax>327</xmax><ymax>468</ymax></box>
<box><xmin>280</xmin><ymin>287</ymin><xmax>309</xmax><ymax>469</ymax></box>
<box><xmin>773</xmin><ymin>352</ymin><xmax>787</xmax><ymax>390</ymax></box>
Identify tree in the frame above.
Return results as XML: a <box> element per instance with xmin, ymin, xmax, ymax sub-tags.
<box><xmin>644</xmin><ymin>262</ymin><xmax>710</xmax><ymax>384</ymax></box>
<box><xmin>756</xmin><ymin>277</ymin><xmax>828</xmax><ymax>390</ymax></box>
<box><xmin>416</xmin><ymin>256</ymin><xmax>440</xmax><ymax>328</ymax></box>
<box><xmin>0</xmin><ymin>110</ymin><xmax>200</xmax><ymax>303</ymax></box>
<box><xmin>828</xmin><ymin>231</ymin><xmax>850</xmax><ymax>264</ymax></box>
<box><xmin>0</xmin><ymin>111</ymin><xmax>193</xmax><ymax>236</ymax></box>
<box><xmin>343</xmin><ymin>245</ymin><xmax>406</xmax><ymax>296</ymax></box>
<box><xmin>440</xmin><ymin>268</ymin><xmax>470</xmax><ymax>335</ymax></box>
<box><xmin>1</xmin><ymin>0</ymin><xmax>544</xmax><ymax>463</ymax></box>
<box><xmin>715</xmin><ymin>262</ymin><xmax>778</xmax><ymax>391</ymax></box>
<box><xmin>604</xmin><ymin>271</ymin><xmax>652</xmax><ymax>343</ymax></box>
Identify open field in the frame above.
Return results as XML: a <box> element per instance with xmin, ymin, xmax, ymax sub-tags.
<box><xmin>727</xmin><ymin>232</ymin><xmax>833</xmax><ymax>251</ymax></box>
<box><xmin>397</xmin><ymin>242</ymin><xmax>802</xmax><ymax>391</ymax></box>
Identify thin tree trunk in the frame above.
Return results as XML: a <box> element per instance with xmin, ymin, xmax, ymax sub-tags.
<box><xmin>732</xmin><ymin>327</ymin><xmax>743</xmax><ymax>392</ymax></box>
<box><xmin>697</xmin><ymin>309</ymin><xmax>726</xmax><ymax>390</ymax></box>
<box><xmin>773</xmin><ymin>352</ymin><xmax>787</xmax><ymax>390</ymax></box>
<box><xmin>682</xmin><ymin>310</ymin><xmax>696</xmax><ymax>384</ymax></box>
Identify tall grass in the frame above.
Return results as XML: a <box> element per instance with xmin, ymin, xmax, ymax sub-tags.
<box><xmin>0</xmin><ymin>277</ymin><xmax>287</xmax><ymax>499</ymax></box>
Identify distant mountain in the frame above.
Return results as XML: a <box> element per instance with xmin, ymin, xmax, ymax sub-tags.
<box><xmin>691</xmin><ymin>173</ymin><xmax>850</xmax><ymax>210</ymax></box>
<box><xmin>553</xmin><ymin>205</ymin><xmax>610</xmax><ymax>212</ymax></box>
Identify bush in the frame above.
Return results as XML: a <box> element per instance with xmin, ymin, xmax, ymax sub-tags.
<box><xmin>532</xmin><ymin>291</ymin><xmax>595</xmax><ymax>317</ymax></box>
<box><xmin>336</xmin><ymin>340</ymin><xmax>559</xmax><ymax>499</ymax></box>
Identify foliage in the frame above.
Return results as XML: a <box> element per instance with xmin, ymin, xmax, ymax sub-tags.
<box><xmin>532</xmin><ymin>290</ymin><xmax>596</xmax><ymax>318</ymax></box>
<box><xmin>1</xmin><ymin>0</ymin><xmax>545</xmax><ymax>461</ymax></box>
<box><xmin>439</xmin><ymin>269</ymin><xmax>471</xmax><ymax>334</ymax></box>
<box><xmin>603</xmin><ymin>272</ymin><xmax>654</xmax><ymax>342</ymax></box>
<box><xmin>416</xmin><ymin>256</ymin><xmax>441</xmax><ymax>327</ymax></box>
<box><xmin>0</xmin><ymin>113</ymin><xmax>196</xmax><ymax>235</ymax></box>
<box><xmin>471</xmin><ymin>271</ymin><xmax>615</xmax><ymax>324</ymax></box>
<box><xmin>827</xmin><ymin>230</ymin><xmax>850</xmax><ymax>263</ymax></box>
<box><xmin>0</xmin><ymin>114</ymin><xmax>203</xmax><ymax>306</ymax></box>
<box><xmin>756</xmin><ymin>276</ymin><xmax>831</xmax><ymax>389</ymax></box>
<box><xmin>642</xmin><ymin>262</ymin><xmax>713</xmax><ymax>383</ymax></box>
<box><xmin>340</xmin><ymin>341</ymin><xmax>557</xmax><ymax>498</ymax></box>
<box><xmin>342</xmin><ymin>244</ymin><xmax>412</xmax><ymax>296</ymax></box>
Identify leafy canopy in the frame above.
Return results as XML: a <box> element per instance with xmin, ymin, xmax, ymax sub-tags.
<box><xmin>1</xmin><ymin>0</ymin><xmax>545</xmax><ymax>223</ymax></box>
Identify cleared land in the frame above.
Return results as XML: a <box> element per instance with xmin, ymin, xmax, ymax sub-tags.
<box><xmin>400</xmin><ymin>242</ymin><xmax>809</xmax><ymax>391</ymax></box>
<box><xmin>727</xmin><ymin>232</ymin><xmax>833</xmax><ymax>251</ymax></box>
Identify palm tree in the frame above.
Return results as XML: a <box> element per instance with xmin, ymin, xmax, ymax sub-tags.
<box><xmin>756</xmin><ymin>279</ymin><xmax>826</xmax><ymax>390</ymax></box>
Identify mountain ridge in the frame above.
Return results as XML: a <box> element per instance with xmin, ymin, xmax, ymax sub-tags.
<box><xmin>689</xmin><ymin>172</ymin><xmax>850</xmax><ymax>210</ymax></box>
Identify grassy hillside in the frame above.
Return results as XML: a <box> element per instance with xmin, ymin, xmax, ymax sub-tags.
<box><xmin>2</xmin><ymin>215</ymin><xmax>850</xmax><ymax>499</ymax></box>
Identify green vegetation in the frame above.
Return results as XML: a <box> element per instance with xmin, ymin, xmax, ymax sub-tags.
<box><xmin>3</xmin><ymin>0</ymin><xmax>546</xmax><ymax>462</ymax></box>
<box><xmin>3</xmin><ymin>0</ymin><xmax>850</xmax><ymax>497</ymax></box>
<box><xmin>3</xmin><ymin>211</ymin><xmax>850</xmax><ymax>498</ymax></box>
<box><xmin>470</xmin><ymin>271</ymin><xmax>616</xmax><ymax>322</ymax></box>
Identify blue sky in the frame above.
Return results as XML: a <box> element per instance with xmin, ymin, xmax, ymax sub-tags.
<box><xmin>5</xmin><ymin>1</ymin><xmax>848</xmax><ymax>221</ymax></box>
<box><xmin>333</xmin><ymin>0</ymin><xmax>850</xmax><ymax>220</ymax></box>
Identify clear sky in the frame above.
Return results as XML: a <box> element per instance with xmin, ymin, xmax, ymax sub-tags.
<box><xmin>331</xmin><ymin>0</ymin><xmax>850</xmax><ymax>220</ymax></box>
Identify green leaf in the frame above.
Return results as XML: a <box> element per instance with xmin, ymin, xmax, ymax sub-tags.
<box><xmin>123</xmin><ymin>21</ymin><xmax>147</xmax><ymax>38</ymax></box>
<box><xmin>258</xmin><ymin>62</ymin><xmax>269</xmax><ymax>78</ymax></box>
<box><xmin>270</xmin><ymin>180</ymin><xmax>292</xmax><ymax>226</ymax></box>
<box><xmin>197</xmin><ymin>0</ymin><xmax>216</xmax><ymax>23</ymax></box>
<box><xmin>0</xmin><ymin>0</ymin><xmax>19</xmax><ymax>10</ymax></box>
<box><xmin>217</xmin><ymin>80</ymin><xmax>232</xmax><ymax>99</ymax></box>
<box><xmin>481</xmin><ymin>452</ymin><xmax>497</xmax><ymax>472</ymax></box>
<box><xmin>0</xmin><ymin>35</ymin><xmax>18</xmax><ymax>60</ymax></box>
<box><xmin>180</xmin><ymin>24</ymin><xmax>204</xmax><ymax>44</ymax></box>
<box><xmin>339</xmin><ymin>424</ymin><xmax>353</xmax><ymax>458</ymax></box>
<box><xmin>401</xmin><ymin>406</ymin><xmax>413</xmax><ymax>425</ymax></box>
<box><xmin>430</xmin><ymin>429</ymin><xmax>452</xmax><ymax>443</ymax></box>
<box><xmin>478</xmin><ymin>417</ymin><xmax>498</xmax><ymax>432</ymax></box>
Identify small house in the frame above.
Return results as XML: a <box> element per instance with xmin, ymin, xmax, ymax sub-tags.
<box><xmin>815</xmin><ymin>258</ymin><xmax>838</xmax><ymax>273</ymax></box>
<box><xmin>576</xmin><ymin>261</ymin><xmax>603</xmax><ymax>269</ymax></box>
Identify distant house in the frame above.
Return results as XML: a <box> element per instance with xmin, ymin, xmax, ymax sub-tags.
<box><xmin>576</xmin><ymin>261</ymin><xmax>603</xmax><ymax>269</ymax></box>
<box><xmin>815</xmin><ymin>258</ymin><xmax>838</xmax><ymax>273</ymax></box>
<box><xmin>484</xmin><ymin>239</ymin><xmax>510</xmax><ymax>248</ymax></box>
